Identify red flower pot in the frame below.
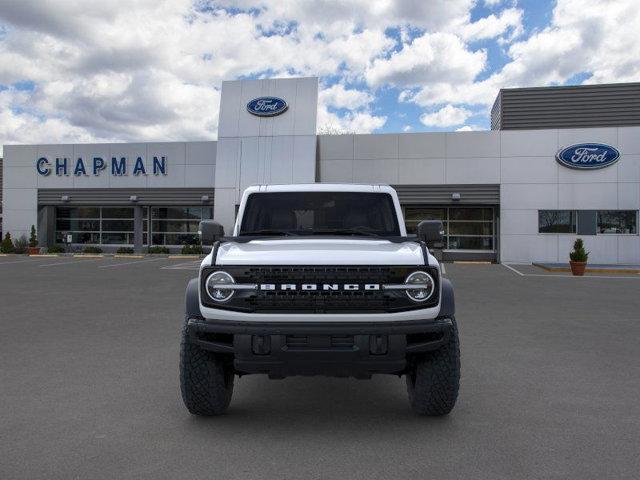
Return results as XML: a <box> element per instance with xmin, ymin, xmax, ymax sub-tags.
<box><xmin>569</xmin><ymin>261</ymin><xmax>587</xmax><ymax>276</ymax></box>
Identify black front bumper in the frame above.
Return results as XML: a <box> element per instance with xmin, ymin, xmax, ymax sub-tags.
<box><xmin>187</xmin><ymin>317</ymin><xmax>453</xmax><ymax>378</ymax></box>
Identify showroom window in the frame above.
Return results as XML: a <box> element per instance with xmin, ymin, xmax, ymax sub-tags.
<box><xmin>403</xmin><ymin>206</ymin><xmax>494</xmax><ymax>250</ymax></box>
<box><xmin>150</xmin><ymin>206</ymin><xmax>213</xmax><ymax>245</ymax></box>
<box><xmin>597</xmin><ymin>210</ymin><xmax>638</xmax><ymax>234</ymax></box>
<box><xmin>56</xmin><ymin>207</ymin><xmax>144</xmax><ymax>244</ymax></box>
<box><xmin>538</xmin><ymin>210</ymin><xmax>577</xmax><ymax>233</ymax></box>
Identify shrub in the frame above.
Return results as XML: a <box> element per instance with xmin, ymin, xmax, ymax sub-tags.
<box><xmin>0</xmin><ymin>233</ymin><xmax>15</xmax><ymax>253</ymax></box>
<box><xmin>181</xmin><ymin>244</ymin><xmax>203</xmax><ymax>255</ymax></box>
<box><xmin>569</xmin><ymin>238</ymin><xmax>589</xmax><ymax>262</ymax></box>
<box><xmin>116</xmin><ymin>247</ymin><xmax>135</xmax><ymax>254</ymax></box>
<box><xmin>47</xmin><ymin>244</ymin><xmax>65</xmax><ymax>254</ymax></box>
<box><xmin>148</xmin><ymin>246</ymin><xmax>170</xmax><ymax>254</ymax></box>
<box><xmin>29</xmin><ymin>225</ymin><xmax>38</xmax><ymax>248</ymax></box>
<box><xmin>14</xmin><ymin>235</ymin><xmax>29</xmax><ymax>254</ymax></box>
<box><xmin>83</xmin><ymin>246</ymin><xmax>103</xmax><ymax>254</ymax></box>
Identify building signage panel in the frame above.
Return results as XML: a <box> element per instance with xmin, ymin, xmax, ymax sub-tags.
<box><xmin>556</xmin><ymin>143</ymin><xmax>620</xmax><ymax>170</ymax></box>
<box><xmin>36</xmin><ymin>156</ymin><xmax>168</xmax><ymax>177</ymax></box>
<box><xmin>246</xmin><ymin>97</ymin><xmax>288</xmax><ymax>117</ymax></box>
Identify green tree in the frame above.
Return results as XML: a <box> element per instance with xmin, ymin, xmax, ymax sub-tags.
<box><xmin>29</xmin><ymin>225</ymin><xmax>38</xmax><ymax>248</ymax></box>
<box><xmin>1</xmin><ymin>232</ymin><xmax>15</xmax><ymax>253</ymax></box>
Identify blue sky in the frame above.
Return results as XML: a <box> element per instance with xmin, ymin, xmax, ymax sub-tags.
<box><xmin>0</xmin><ymin>0</ymin><xmax>637</xmax><ymax>150</ymax></box>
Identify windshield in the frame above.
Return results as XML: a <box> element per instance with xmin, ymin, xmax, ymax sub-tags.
<box><xmin>239</xmin><ymin>192</ymin><xmax>401</xmax><ymax>237</ymax></box>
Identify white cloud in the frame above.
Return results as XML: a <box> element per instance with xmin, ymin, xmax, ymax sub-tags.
<box><xmin>420</xmin><ymin>105</ymin><xmax>472</xmax><ymax>127</ymax></box>
<box><xmin>366</xmin><ymin>32</ymin><xmax>486</xmax><ymax>88</ymax></box>
<box><xmin>459</xmin><ymin>7</ymin><xmax>523</xmax><ymax>42</ymax></box>
<box><xmin>456</xmin><ymin>125</ymin><xmax>484</xmax><ymax>131</ymax></box>
<box><xmin>319</xmin><ymin>84</ymin><xmax>373</xmax><ymax>110</ymax></box>
<box><xmin>402</xmin><ymin>125</ymin><xmax>413</xmax><ymax>132</ymax></box>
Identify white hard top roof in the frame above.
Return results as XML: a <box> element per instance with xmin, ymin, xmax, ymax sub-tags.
<box><xmin>243</xmin><ymin>183</ymin><xmax>396</xmax><ymax>194</ymax></box>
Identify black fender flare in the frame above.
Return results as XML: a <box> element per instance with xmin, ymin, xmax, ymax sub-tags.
<box><xmin>185</xmin><ymin>277</ymin><xmax>203</xmax><ymax>319</ymax></box>
<box><xmin>439</xmin><ymin>277</ymin><xmax>455</xmax><ymax>317</ymax></box>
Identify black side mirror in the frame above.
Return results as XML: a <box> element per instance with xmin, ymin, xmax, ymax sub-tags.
<box><xmin>417</xmin><ymin>220</ymin><xmax>444</xmax><ymax>246</ymax></box>
<box><xmin>199</xmin><ymin>221</ymin><xmax>225</xmax><ymax>245</ymax></box>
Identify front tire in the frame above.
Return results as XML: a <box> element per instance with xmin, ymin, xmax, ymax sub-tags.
<box><xmin>180</xmin><ymin>319</ymin><xmax>234</xmax><ymax>416</ymax></box>
<box><xmin>406</xmin><ymin>317</ymin><xmax>460</xmax><ymax>416</ymax></box>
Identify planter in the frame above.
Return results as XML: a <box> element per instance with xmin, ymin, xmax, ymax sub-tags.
<box><xmin>28</xmin><ymin>247</ymin><xmax>40</xmax><ymax>255</ymax></box>
<box><xmin>569</xmin><ymin>261</ymin><xmax>587</xmax><ymax>276</ymax></box>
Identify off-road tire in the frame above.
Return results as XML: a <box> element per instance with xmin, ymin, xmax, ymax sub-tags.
<box><xmin>406</xmin><ymin>317</ymin><xmax>460</xmax><ymax>415</ymax></box>
<box><xmin>180</xmin><ymin>319</ymin><xmax>234</xmax><ymax>416</ymax></box>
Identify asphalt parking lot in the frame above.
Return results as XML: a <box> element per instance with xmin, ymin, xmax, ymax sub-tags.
<box><xmin>1</xmin><ymin>256</ymin><xmax>640</xmax><ymax>479</ymax></box>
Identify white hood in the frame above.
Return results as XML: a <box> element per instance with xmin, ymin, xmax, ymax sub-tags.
<box><xmin>211</xmin><ymin>238</ymin><xmax>428</xmax><ymax>266</ymax></box>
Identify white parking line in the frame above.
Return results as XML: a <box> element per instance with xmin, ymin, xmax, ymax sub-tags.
<box><xmin>0</xmin><ymin>257</ymin><xmax>52</xmax><ymax>266</ymax></box>
<box><xmin>502</xmin><ymin>263</ymin><xmax>524</xmax><ymax>276</ymax></box>
<box><xmin>98</xmin><ymin>257</ymin><xmax>165</xmax><ymax>269</ymax></box>
<box><xmin>161</xmin><ymin>261</ymin><xmax>200</xmax><ymax>270</ymax></box>
<box><xmin>502</xmin><ymin>263</ymin><xmax>640</xmax><ymax>280</ymax></box>
<box><xmin>440</xmin><ymin>263</ymin><xmax>446</xmax><ymax>275</ymax></box>
<box><xmin>39</xmin><ymin>258</ymin><xmax>103</xmax><ymax>267</ymax></box>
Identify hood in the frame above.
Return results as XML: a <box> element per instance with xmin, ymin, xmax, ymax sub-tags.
<box><xmin>212</xmin><ymin>238</ymin><xmax>426</xmax><ymax>266</ymax></box>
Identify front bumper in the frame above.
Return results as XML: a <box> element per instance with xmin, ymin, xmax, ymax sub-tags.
<box><xmin>186</xmin><ymin>316</ymin><xmax>453</xmax><ymax>378</ymax></box>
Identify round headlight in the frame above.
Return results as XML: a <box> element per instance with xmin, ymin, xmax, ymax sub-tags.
<box><xmin>404</xmin><ymin>271</ymin><xmax>435</xmax><ymax>302</ymax></box>
<box><xmin>205</xmin><ymin>271</ymin><xmax>235</xmax><ymax>302</ymax></box>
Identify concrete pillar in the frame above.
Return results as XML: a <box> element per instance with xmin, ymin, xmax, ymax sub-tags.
<box><xmin>37</xmin><ymin>206</ymin><xmax>56</xmax><ymax>247</ymax></box>
<box><xmin>133</xmin><ymin>206</ymin><xmax>144</xmax><ymax>253</ymax></box>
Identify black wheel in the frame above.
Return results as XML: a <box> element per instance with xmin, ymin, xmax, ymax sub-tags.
<box><xmin>180</xmin><ymin>319</ymin><xmax>234</xmax><ymax>416</ymax></box>
<box><xmin>406</xmin><ymin>317</ymin><xmax>460</xmax><ymax>416</ymax></box>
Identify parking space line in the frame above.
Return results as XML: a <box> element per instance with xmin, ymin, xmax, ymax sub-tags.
<box><xmin>0</xmin><ymin>257</ymin><xmax>55</xmax><ymax>266</ymax></box>
<box><xmin>161</xmin><ymin>261</ymin><xmax>200</xmax><ymax>270</ymax></box>
<box><xmin>503</xmin><ymin>263</ymin><xmax>640</xmax><ymax>280</ymax></box>
<box><xmin>39</xmin><ymin>259</ymin><xmax>103</xmax><ymax>267</ymax></box>
<box><xmin>98</xmin><ymin>257</ymin><xmax>165</xmax><ymax>268</ymax></box>
<box><xmin>502</xmin><ymin>263</ymin><xmax>525</xmax><ymax>276</ymax></box>
<box><xmin>440</xmin><ymin>264</ymin><xmax>446</xmax><ymax>275</ymax></box>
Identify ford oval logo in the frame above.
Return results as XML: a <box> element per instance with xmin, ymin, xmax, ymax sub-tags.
<box><xmin>246</xmin><ymin>97</ymin><xmax>288</xmax><ymax>117</ymax></box>
<box><xmin>556</xmin><ymin>143</ymin><xmax>620</xmax><ymax>170</ymax></box>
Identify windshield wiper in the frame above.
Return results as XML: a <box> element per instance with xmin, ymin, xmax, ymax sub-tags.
<box><xmin>239</xmin><ymin>229</ymin><xmax>298</xmax><ymax>236</ymax></box>
<box><xmin>311</xmin><ymin>227</ymin><xmax>382</xmax><ymax>238</ymax></box>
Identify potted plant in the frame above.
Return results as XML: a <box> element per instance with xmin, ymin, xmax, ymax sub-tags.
<box><xmin>28</xmin><ymin>225</ymin><xmax>40</xmax><ymax>254</ymax></box>
<box><xmin>569</xmin><ymin>238</ymin><xmax>589</xmax><ymax>276</ymax></box>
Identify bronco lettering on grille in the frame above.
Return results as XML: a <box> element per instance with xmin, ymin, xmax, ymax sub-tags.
<box><xmin>259</xmin><ymin>284</ymin><xmax>381</xmax><ymax>291</ymax></box>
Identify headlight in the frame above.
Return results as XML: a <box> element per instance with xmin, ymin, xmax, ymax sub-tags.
<box><xmin>205</xmin><ymin>271</ymin><xmax>235</xmax><ymax>302</ymax></box>
<box><xmin>404</xmin><ymin>271</ymin><xmax>435</xmax><ymax>302</ymax></box>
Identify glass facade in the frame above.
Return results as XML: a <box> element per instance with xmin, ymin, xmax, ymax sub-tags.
<box><xmin>403</xmin><ymin>206</ymin><xmax>495</xmax><ymax>251</ymax></box>
<box><xmin>55</xmin><ymin>206</ymin><xmax>213</xmax><ymax>246</ymax></box>
<box><xmin>150</xmin><ymin>206</ymin><xmax>214</xmax><ymax>245</ymax></box>
<box><xmin>56</xmin><ymin>207</ymin><xmax>142</xmax><ymax>245</ymax></box>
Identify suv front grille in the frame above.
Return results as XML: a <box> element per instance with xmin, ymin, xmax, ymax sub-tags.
<box><xmin>200</xmin><ymin>265</ymin><xmax>439</xmax><ymax>313</ymax></box>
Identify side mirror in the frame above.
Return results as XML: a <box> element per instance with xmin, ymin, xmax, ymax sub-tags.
<box><xmin>417</xmin><ymin>220</ymin><xmax>444</xmax><ymax>246</ymax></box>
<box><xmin>199</xmin><ymin>221</ymin><xmax>225</xmax><ymax>245</ymax></box>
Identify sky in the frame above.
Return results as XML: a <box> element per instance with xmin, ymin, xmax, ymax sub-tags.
<box><xmin>0</xmin><ymin>0</ymin><xmax>638</xmax><ymax>154</ymax></box>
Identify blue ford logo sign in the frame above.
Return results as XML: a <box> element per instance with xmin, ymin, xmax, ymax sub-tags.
<box><xmin>556</xmin><ymin>143</ymin><xmax>620</xmax><ymax>170</ymax></box>
<box><xmin>247</xmin><ymin>97</ymin><xmax>288</xmax><ymax>117</ymax></box>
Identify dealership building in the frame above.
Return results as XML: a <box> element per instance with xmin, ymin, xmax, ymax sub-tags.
<box><xmin>1</xmin><ymin>78</ymin><xmax>639</xmax><ymax>263</ymax></box>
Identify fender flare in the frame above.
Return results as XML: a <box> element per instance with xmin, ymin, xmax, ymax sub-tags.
<box><xmin>185</xmin><ymin>277</ymin><xmax>203</xmax><ymax>319</ymax></box>
<box><xmin>439</xmin><ymin>277</ymin><xmax>455</xmax><ymax>317</ymax></box>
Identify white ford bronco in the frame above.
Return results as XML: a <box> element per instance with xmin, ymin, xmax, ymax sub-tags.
<box><xmin>180</xmin><ymin>184</ymin><xmax>459</xmax><ymax>415</ymax></box>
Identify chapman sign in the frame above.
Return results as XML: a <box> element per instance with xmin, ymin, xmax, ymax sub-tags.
<box><xmin>556</xmin><ymin>143</ymin><xmax>620</xmax><ymax>170</ymax></box>
<box><xmin>36</xmin><ymin>156</ymin><xmax>168</xmax><ymax>177</ymax></box>
<box><xmin>246</xmin><ymin>97</ymin><xmax>288</xmax><ymax>117</ymax></box>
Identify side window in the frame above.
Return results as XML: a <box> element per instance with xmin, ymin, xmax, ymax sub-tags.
<box><xmin>597</xmin><ymin>211</ymin><xmax>638</xmax><ymax>234</ymax></box>
<box><xmin>538</xmin><ymin>210</ymin><xmax>577</xmax><ymax>233</ymax></box>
